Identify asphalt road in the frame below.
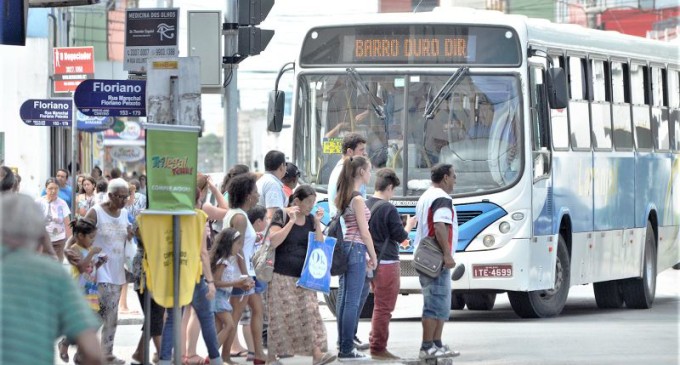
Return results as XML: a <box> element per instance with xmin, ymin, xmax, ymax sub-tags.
<box><xmin>55</xmin><ymin>269</ymin><xmax>679</xmax><ymax>365</ymax></box>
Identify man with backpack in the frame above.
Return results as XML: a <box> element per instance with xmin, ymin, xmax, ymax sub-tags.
<box><xmin>365</xmin><ymin>168</ymin><xmax>417</xmax><ymax>360</ymax></box>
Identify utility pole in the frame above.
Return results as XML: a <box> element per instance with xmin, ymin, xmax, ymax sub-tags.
<box><xmin>222</xmin><ymin>0</ymin><xmax>274</xmax><ymax>172</ymax></box>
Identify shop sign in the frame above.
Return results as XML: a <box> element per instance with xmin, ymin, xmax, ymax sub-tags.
<box><xmin>111</xmin><ymin>146</ymin><xmax>144</xmax><ymax>162</ymax></box>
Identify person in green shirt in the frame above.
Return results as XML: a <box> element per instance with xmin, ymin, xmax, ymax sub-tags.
<box><xmin>1</xmin><ymin>193</ymin><xmax>102</xmax><ymax>365</ymax></box>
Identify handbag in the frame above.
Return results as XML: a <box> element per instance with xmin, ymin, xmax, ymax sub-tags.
<box><xmin>252</xmin><ymin>210</ymin><xmax>279</xmax><ymax>283</ymax></box>
<box><xmin>297</xmin><ymin>232</ymin><xmax>336</xmax><ymax>294</ymax></box>
<box><xmin>413</xmin><ymin>236</ymin><xmax>444</xmax><ymax>278</ymax></box>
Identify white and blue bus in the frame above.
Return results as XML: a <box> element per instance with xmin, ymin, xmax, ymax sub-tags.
<box><xmin>267</xmin><ymin>8</ymin><xmax>680</xmax><ymax>318</ymax></box>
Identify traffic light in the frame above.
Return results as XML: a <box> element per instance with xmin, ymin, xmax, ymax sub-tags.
<box><xmin>223</xmin><ymin>0</ymin><xmax>274</xmax><ymax>63</ymax></box>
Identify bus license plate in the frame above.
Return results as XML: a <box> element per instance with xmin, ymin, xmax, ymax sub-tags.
<box><xmin>472</xmin><ymin>264</ymin><xmax>513</xmax><ymax>278</ymax></box>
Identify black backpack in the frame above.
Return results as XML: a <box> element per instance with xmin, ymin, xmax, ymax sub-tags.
<box><xmin>326</xmin><ymin>210</ymin><xmax>348</xmax><ymax>276</ymax></box>
<box><xmin>325</xmin><ymin>192</ymin><xmax>361</xmax><ymax>276</ymax></box>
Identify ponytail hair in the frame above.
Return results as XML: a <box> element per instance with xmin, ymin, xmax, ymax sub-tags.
<box><xmin>334</xmin><ymin>156</ymin><xmax>369</xmax><ymax>213</ymax></box>
<box><xmin>289</xmin><ymin>185</ymin><xmax>316</xmax><ymax>207</ymax></box>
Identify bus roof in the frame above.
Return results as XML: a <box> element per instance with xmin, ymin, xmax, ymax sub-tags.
<box><xmin>305</xmin><ymin>8</ymin><xmax>678</xmax><ymax>66</ymax></box>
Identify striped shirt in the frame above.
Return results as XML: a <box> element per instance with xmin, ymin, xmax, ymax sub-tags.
<box><xmin>1</xmin><ymin>247</ymin><xmax>100</xmax><ymax>364</ymax></box>
<box><xmin>343</xmin><ymin>195</ymin><xmax>371</xmax><ymax>244</ymax></box>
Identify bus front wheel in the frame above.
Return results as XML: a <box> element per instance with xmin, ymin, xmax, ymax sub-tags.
<box><xmin>323</xmin><ymin>289</ymin><xmax>375</xmax><ymax>319</ymax></box>
<box><xmin>508</xmin><ymin>235</ymin><xmax>571</xmax><ymax>318</ymax></box>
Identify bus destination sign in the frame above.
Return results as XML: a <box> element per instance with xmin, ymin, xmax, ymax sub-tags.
<box><xmin>353</xmin><ymin>35</ymin><xmax>476</xmax><ymax>63</ymax></box>
<box><xmin>300</xmin><ymin>25</ymin><xmax>520</xmax><ymax>67</ymax></box>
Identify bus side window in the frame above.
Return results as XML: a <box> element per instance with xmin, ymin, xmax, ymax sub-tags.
<box><xmin>631</xmin><ymin>62</ymin><xmax>653</xmax><ymax>150</ymax></box>
<box><xmin>611</xmin><ymin>61</ymin><xmax>635</xmax><ymax>150</ymax></box>
<box><xmin>669</xmin><ymin>70</ymin><xmax>680</xmax><ymax>151</ymax></box>
<box><xmin>590</xmin><ymin>59</ymin><xmax>613</xmax><ymax>150</ymax></box>
<box><xmin>651</xmin><ymin>66</ymin><xmax>670</xmax><ymax>151</ymax></box>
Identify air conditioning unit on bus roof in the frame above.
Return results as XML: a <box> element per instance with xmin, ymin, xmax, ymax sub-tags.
<box><xmin>29</xmin><ymin>0</ymin><xmax>99</xmax><ymax>7</ymax></box>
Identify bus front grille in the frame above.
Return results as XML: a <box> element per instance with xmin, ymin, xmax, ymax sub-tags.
<box><xmin>458</xmin><ymin>210</ymin><xmax>483</xmax><ymax>225</ymax></box>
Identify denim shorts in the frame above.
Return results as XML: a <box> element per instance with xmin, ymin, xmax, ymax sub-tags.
<box><xmin>214</xmin><ymin>288</ymin><xmax>233</xmax><ymax>313</ymax></box>
<box><xmin>230</xmin><ymin>276</ymin><xmax>267</xmax><ymax>296</ymax></box>
<box><xmin>419</xmin><ymin>268</ymin><xmax>452</xmax><ymax>320</ymax></box>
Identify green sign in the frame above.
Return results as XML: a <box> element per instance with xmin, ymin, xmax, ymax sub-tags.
<box><xmin>146</xmin><ymin>128</ymin><xmax>198</xmax><ymax>212</ymax></box>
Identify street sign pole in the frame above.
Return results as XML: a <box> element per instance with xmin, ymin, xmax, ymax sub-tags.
<box><xmin>71</xmin><ymin>105</ymin><xmax>78</xmax><ymax>215</ymax></box>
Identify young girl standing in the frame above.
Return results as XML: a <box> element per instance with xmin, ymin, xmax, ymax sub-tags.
<box><xmin>59</xmin><ymin>218</ymin><xmax>106</xmax><ymax>364</ymax></box>
<box><xmin>334</xmin><ymin>156</ymin><xmax>377</xmax><ymax>360</ymax></box>
<box><xmin>210</xmin><ymin>228</ymin><xmax>254</xmax><ymax>364</ymax></box>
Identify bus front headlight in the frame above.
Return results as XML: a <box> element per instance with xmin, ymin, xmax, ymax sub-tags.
<box><xmin>499</xmin><ymin>221</ymin><xmax>511</xmax><ymax>233</ymax></box>
<box><xmin>483</xmin><ymin>235</ymin><xmax>495</xmax><ymax>247</ymax></box>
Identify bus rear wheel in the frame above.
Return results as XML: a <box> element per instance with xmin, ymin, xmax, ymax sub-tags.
<box><xmin>508</xmin><ymin>235</ymin><xmax>571</xmax><ymax>318</ymax></box>
<box><xmin>593</xmin><ymin>280</ymin><xmax>624</xmax><ymax>309</ymax></box>
<box><xmin>621</xmin><ymin>222</ymin><xmax>657</xmax><ymax>309</ymax></box>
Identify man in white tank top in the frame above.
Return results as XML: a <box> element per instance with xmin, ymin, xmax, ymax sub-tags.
<box><xmin>83</xmin><ymin>178</ymin><xmax>133</xmax><ymax>364</ymax></box>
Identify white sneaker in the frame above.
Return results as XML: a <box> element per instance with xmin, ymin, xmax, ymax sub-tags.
<box><xmin>419</xmin><ymin>346</ymin><xmax>445</xmax><ymax>360</ymax></box>
<box><xmin>436</xmin><ymin>344</ymin><xmax>460</xmax><ymax>357</ymax></box>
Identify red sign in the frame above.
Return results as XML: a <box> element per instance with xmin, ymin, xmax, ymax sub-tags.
<box><xmin>53</xmin><ymin>47</ymin><xmax>95</xmax><ymax>93</ymax></box>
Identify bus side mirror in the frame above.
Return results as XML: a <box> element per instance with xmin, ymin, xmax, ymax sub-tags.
<box><xmin>546</xmin><ymin>68</ymin><xmax>568</xmax><ymax>109</ymax></box>
<box><xmin>267</xmin><ymin>90</ymin><xmax>284</xmax><ymax>132</ymax></box>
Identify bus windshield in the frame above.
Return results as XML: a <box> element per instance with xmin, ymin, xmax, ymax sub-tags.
<box><xmin>293</xmin><ymin>72</ymin><xmax>522</xmax><ymax>197</ymax></box>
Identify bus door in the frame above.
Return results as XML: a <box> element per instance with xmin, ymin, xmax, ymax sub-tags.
<box><xmin>529</xmin><ymin>63</ymin><xmax>553</xmax><ymax>237</ymax></box>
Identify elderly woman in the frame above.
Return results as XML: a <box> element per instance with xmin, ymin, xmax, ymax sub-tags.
<box><xmin>83</xmin><ymin>178</ymin><xmax>133</xmax><ymax>365</ymax></box>
<box><xmin>36</xmin><ymin>177</ymin><xmax>72</xmax><ymax>263</ymax></box>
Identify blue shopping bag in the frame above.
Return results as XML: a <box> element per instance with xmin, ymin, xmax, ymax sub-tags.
<box><xmin>297</xmin><ymin>232</ymin><xmax>336</xmax><ymax>294</ymax></box>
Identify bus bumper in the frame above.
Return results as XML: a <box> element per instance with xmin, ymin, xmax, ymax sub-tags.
<box><xmin>453</xmin><ymin>237</ymin><xmax>556</xmax><ymax>292</ymax></box>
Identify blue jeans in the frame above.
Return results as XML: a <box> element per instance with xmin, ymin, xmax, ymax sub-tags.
<box><xmin>160</xmin><ymin>278</ymin><xmax>220</xmax><ymax>361</ymax></box>
<box><xmin>419</xmin><ymin>268</ymin><xmax>452</xmax><ymax>320</ymax></box>
<box><xmin>337</xmin><ymin>241</ymin><xmax>368</xmax><ymax>354</ymax></box>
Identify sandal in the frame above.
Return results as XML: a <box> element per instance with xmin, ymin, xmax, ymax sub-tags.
<box><xmin>313</xmin><ymin>353</ymin><xmax>336</xmax><ymax>365</ymax></box>
<box><xmin>183</xmin><ymin>354</ymin><xmax>208</xmax><ymax>365</ymax></box>
<box><xmin>58</xmin><ymin>339</ymin><xmax>69</xmax><ymax>363</ymax></box>
<box><xmin>230</xmin><ymin>350</ymin><xmax>249</xmax><ymax>357</ymax></box>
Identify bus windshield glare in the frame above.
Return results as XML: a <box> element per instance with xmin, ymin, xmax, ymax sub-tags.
<box><xmin>293</xmin><ymin>72</ymin><xmax>523</xmax><ymax>196</ymax></box>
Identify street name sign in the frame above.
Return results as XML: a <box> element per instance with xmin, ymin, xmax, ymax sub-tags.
<box><xmin>19</xmin><ymin>99</ymin><xmax>72</xmax><ymax>127</ymax></box>
<box><xmin>125</xmin><ymin>8</ymin><xmax>179</xmax><ymax>73</ymax></box>
<box><xmin>74</xmin><ymin>79</ymin><xmax>146</xmax><ymax>117</ymax></box>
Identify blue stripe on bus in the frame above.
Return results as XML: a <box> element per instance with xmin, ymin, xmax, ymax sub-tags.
<box><xmin>319</xmin><ymin>199</ymin><xmax>507</xmax><ymax>253</ymax></box>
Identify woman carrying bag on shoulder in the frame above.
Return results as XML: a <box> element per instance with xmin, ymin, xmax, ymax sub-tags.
<box><xmin>265</xmin><ymin>185</ymin><xmax>335</xmax><ymax>365</ymax></box>
<box><xmin>334</xmin><ymin>156</ymin><xmax>377</xmax><ymax>360</ymax></box>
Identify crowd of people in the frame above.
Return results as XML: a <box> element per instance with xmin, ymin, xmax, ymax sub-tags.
<box><xmin>1</xmin><ymin>136</ymin><xmax>461</xmax><ymax>364</ymax></box>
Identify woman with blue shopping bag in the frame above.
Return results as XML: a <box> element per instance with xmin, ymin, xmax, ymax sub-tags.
<box><xmin>265</xmin><ymin>185</ymin><xmax>336</xmax><ymax>365</ymax></box>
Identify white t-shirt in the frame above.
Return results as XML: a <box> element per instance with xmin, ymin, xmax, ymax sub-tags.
<box><xmin>414</xmin><ymin>186</ymin><xmax>458</xmax><ymax>253</ymax></box>
<box><xmin>36</xmin><ymin>197</ymin><xmax>71</xmax><ymax>242</ymax></box>
<box><xmin>218</xmin><ymin>256</ymin><xmax>240</xmax><ymax>293</ymax></box>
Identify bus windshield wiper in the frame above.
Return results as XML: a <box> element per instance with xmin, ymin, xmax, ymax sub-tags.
<box><xmin>346</xmin><ymin>68</ymin><xmax>386</xmax><ymax>120</ymax></box>
<box><xmin>423</xmin><ymin>67</ymin><xmax>469</xmax><ymax>119</ymax></box>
